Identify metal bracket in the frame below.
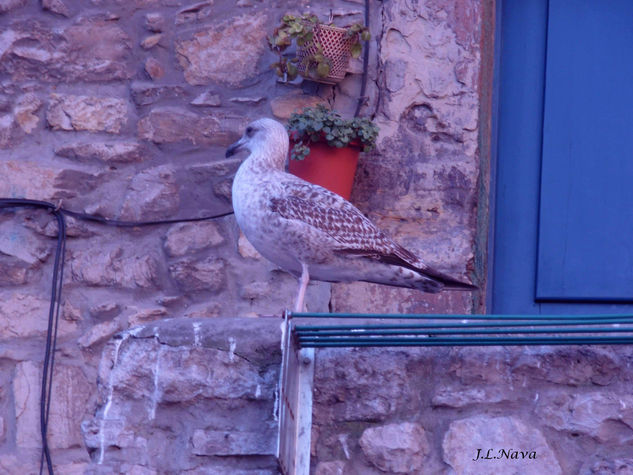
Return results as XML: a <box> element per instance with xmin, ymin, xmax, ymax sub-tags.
<box><xmin>278</xmin><ymin>311</ymin><xmax>315</xmax><ymax>475</ymax></box>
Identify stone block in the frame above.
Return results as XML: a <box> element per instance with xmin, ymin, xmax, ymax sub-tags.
<box><xmin>53</xmin><ymin>463</ymin><xmax>91</xmax><ymax>474</ymax></box>
<box><xmin>159</xmin><ymin>347</ymin><xmax>266</xmax><ymax>402</ymax></box>
<box><xmin>127</xmin><ymin>307</ymin><xmax>167</xmax><ymax>327</ymax></box>
<box><xmin>169</xmin><ymin>257</ymin><xmax>226</xmax><ymax>292</ymax></box>
<box><xmin>141</xmin><ymin>34</ymin><xmax>162</xmax><ymax>50</ymax></box>
<box><xmin>359</xmin><ymin>422</ymin><xmax>429</xmax><ymax>473</ymax></box>
<box><xmin>84</xmin><ymin>318</ymin><xmax>281</xmax><ymax>469</ymax></box>
<box><xmin>53</xmin><ymin>169</ymin><xmax>104</xmax><ymax>199</ymax></box>
<box><xmin>137</xmin><ymin>106</ymin><xmax>244</xmax><ymax>146</ymax></box>
<box><xmin>42</xmin><ymin>0</ymin><xmax>71</xmax><ymax>17</ymax></box>
<box><xmin>188</xmin><ymin>160</ymin><xmax>241</xmax><ymax>182</ymax></box>
<box><xmin>61</xmin><ymin>19</ymin><xmax>133</xmax><ymax>81</ymax></box>
<box><xmin>78</xmin><ymin>319</ymin><xmax>124</xmax><ymax>348</ymax></box>
<box><xmin>314</xmin><ymin>348</ymin><xmax>410</xmax><ymax>422</ymax></box>
<box><xmin>512</xmin><ymin>347</ymin><xmax>622</xmax><ymax>386</ymax></box>
<box><xmin>47</xmin><ymin>93</ymin><xmax>127</xmax><ymax>133</ymax></box>
<box><xmin>175</xmin><ymin>1</ymin><xmax>213</xmax><ymax>25</ymax></box>
<box><xmin>315</xmin><ymin>461</ymin><xmax>346</xmax><ymax>475</ymax></box>
<box><xmin>270</xmin><ymin>92</ymin><xmax>327</xmax><ymax>120</ymax></box>
<box><xmin>14</xmin><ymin>361</ymin><xmax>91</xmax><ymax>449</ymax></box>
<box><xmin>239</xmin><ymin>281</ymin><xmax>271</xmax><ymax>300</ymax></box>
<box><xmin>163</xmin><ymin>221</ymin><xmax>224</xmax><ymax>257</ymax></box>
<box><xmin>580</xmin><ymin>457</ymin><xmax>633</xmax><ymax>475</ymax></box>
<box><xmin>69</xmin><ymin>247</ymin><xmax>159</xmax><ymax>289</ymax></box>
<box><xmin>144</xmin><ymin>13</ymin><xmax>165</xmax><ymax>32</ymax></box>
<box><xmin>0</xmin><ymin>0</ymin><xmax>26</xmax><ymax>13</ymax></box>
<box><xmin>13</xmin><ymin>93</ymin><xmax>42</xmax><ymax>133</ymax></box>
<box><xmin>0</xmin><ymin>20</ymin><xmax>132</xmax><ymax>82</ymax></box>
<box><xmin>0</xmin><ymin>220</ymin><xmax>50</xmax><ymax>265</ymax></box>
<box><xmin>22</xmin><ymin>213</ymin><xmax>93</xmax><ymax>239</ymax></box>
<box><xmin>0</xmin><ymin>93</ymin><xmax>42</xmax><ymax>147</ymax></box>
<box><xmin>331</xmin><ymin>281</ymin><xmax>472</xmax><ymax>316</ymax></box>
<box><xmin>537</xmin><ymin>392</ymin><xmax>633</xmax><ymax>443</ymax></box>
<box><xmin>0</xmin><ymin>112</ymin><xmax>17</xmax><ymax>148</ymax></box>
<box><xmin>191</xmin><ymin>428</ymin><xmax>276</xmax><ymax>456</ymax></box>
<box><xmin>144</xmin><ymin>57</ymin><xmax>164</xmax><ymax>79</ymax></box>
<box><xmin>238</xmin><ymin>232</ymin><xmax>263</xmax><ymax>260</ymax></box>
<box><xmin>119</xmin><ymin>165</ymin><xmax>179</xmax><ymax>221</ymax></box>
<box><xmin>0</xmin><ymin>255</ymin><xmax>29</xmax><ymax>285</ymax></box>
<box><xmin>122</xmin><ymin>465</ymin><xmax>158</xmax><ymax>475</ymax></box>
<box><xmin>55</xmin><ymin>141</ymin><xmax>148</xmax><ymax>164</ymax></box>
<box><xmin>0</xmin><ymin>453</ymin><xmax>40</xmax><ymax>475</ymax></box>
<box><xmin>432</xmin><ymin>385</ymin><xmax>511</xmax><ymax>408</ymax></box>
<box><xmin>175</xmin><ymin>13</ymin><xmax>268</xmax><ymax>86</ymax></box>
<box><xmin>442</xmin><ymin>415</ymin><xmax>562</xmax><ymax>475</ymax></box>
<box><xmin>230</xmin><ymin>96</ymin><xmax>266</xmax><ymax>105</ymax></box>
<box><xmin>130</xmin><ymin>82</ymin><xmax>186</xmax><ymax>106</ymax></box>
<box><xmin>213</xmin><ymin>177</ymin><xmax>233</xmax><ymax>202</ymax></box>
<box><xmin>191</xmin><ymin>91</ymin><xmax>221</xmax><ymax>107</ymax></box>
<box><xmin>0</xmin><ymin>292</ymin><xmax>78</xmax><ymax>340</ymax></box>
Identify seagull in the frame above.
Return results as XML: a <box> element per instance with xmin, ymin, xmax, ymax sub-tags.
<box><xmin>226</xmin><ymin>118</ymin><xmax>476</xmax><ymax>312</ymax></box>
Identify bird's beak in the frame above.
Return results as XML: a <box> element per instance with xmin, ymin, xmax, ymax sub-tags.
<box><xmin>225</xmin><ymin>136</ymin><xmax>247</xmax><ymax>158</ymax></box>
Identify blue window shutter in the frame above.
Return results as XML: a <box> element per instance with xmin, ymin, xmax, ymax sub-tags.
<box><xmin>536</xmin><ymin>0</ymin><xmax>633</xmax><ymax>301</ymax></box>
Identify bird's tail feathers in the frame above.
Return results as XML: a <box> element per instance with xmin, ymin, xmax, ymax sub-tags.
<box><xmin>417</xmin><ymin>264</ymin><xmax>478</xmax><ymax>292</ymax></box>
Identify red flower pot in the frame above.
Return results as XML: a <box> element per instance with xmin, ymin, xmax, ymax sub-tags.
<box><xmin>288</xmin><ymin>141</ymin><xmax>360</xmax><ymax>200</ymax></box>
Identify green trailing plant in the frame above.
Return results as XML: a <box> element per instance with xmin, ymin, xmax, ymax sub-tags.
<box><xmin>287</xmin><ymin>105</ymin><xmax>379</xmax><ymax>160</ymax></box>
<box><xmin>268</xmin><ymin>13</ymin><xmax>371</xmax><ymax>81</ymax></box>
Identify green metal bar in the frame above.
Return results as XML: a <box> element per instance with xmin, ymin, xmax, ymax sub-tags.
<box><xmin>290</xmin><ymin>312</ymin><xmax>633</xmax><ymax>349</ymax></box>
<box><xmin>294</xmin><ymin>320</ymin><xmax>633</xmax><ymax>333</ymax></box>
<box><xmin>290</xmin><ymin>312</ymin><xmax>633</xmax><ymax>320</ymax></box>
<box><xmin>298</xmin><ymin>335</ymin><xmax>633</xmax><ymax>342</ymax></box>
<box><xmin>296</xmin><ymin>326</ymin><xmax>633</xmax><ymax>338</ymax></box>
<box><xmin>300</xmin><ymin>336</ymin><xmax>633</xmax><ymax>344</ymax></box>
<box><xmin>301</xmin><ymin>338</ymin><xmax>633</xmax><ymax>347</ymax></box>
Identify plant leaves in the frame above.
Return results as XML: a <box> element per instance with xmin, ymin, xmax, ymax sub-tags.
<box><xmin>350</xmin><ymin>43</ymin><xmax>362</xmax><ymax>58</ymax></box>
<box><xmin>316</xmin><ymin>62</ymin><xmax>330</xmax><ymax>77</ymax></box>
<box><xmin>286</xmin><ymin>63</ymin><xmax>298</xmax><ymax>80</ymax></box>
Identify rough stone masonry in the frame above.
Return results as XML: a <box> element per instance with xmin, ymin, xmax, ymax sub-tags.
<box><xmin>2</xmin><ymin>0</ymin><xmax>633</xmax><ymax>474</ymax></box>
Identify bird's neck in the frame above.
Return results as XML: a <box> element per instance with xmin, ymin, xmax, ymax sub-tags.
<box><xmin>243</xmin><ymin>140</ymin><xmax>288</xmax><ymax>173</ymax></box>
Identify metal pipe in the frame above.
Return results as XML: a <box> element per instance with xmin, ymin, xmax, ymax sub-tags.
<box><xmin>291</xmin><ymin>313</ymin><xmax>633</xmax><ymax>349</ymax></box>
<box><xmin>296</xmin><ymin>326</ymin><xmax>633</xmax><ymax>337</ymax></box>
<box><xmin>299</xmin><ymin>337</ymin><xmax>633</xmax><ymax>347</ymax></box>
<box><xmin>294</xmin><ymin>319</ymin><xmax>633</xmax><ymax>332</ymax></box>
<box><xmin>290</xmin><ymin>312</ymin><xmax>633</xmax><ymax>321</ymax></box>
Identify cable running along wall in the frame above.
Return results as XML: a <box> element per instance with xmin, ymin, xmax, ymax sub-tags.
<box><xmin>0</xmin><ymin>198</ymin><xmax>233</xmax><ymax>475</ymax></box>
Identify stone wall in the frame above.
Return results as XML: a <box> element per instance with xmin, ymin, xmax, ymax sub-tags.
<box><xmin>7</xmin><ymin>0</ymin><xmax>630</xmax><ymax>474</ymax></box>
<box><xmin>312</xmin><ymin>346</ymin><xmax>633</xmax><ymax>474</ymax></box>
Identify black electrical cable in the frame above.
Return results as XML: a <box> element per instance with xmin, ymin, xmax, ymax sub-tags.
<box><xmin>40</xmin><ymin>207</ymin><xmax>64</xmax><ymax>475</ymax></box>
<box><xmin>0</xmin><ymin>198</ymin><xmax>234</xmax><ymax>228</ymax></box>
<box><xmin>0</xmin><ymin>198</ymin><xmax>234</xmax><ymax>474</ymax></box>
<box><xmin>354</xmin><ymin>0</ymin><xmax>371</xmax><ymax>118</ymax></box>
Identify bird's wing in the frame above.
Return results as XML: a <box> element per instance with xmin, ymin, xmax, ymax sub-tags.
<box><xmin>270</xmin><ymin>181</ymin><xmax>401</xmax><ymax>254</ymax></box>
<box><xmin>270</xmin><ymin>181</ymin><xmax>476</xmax><ymax>290</ymax></box>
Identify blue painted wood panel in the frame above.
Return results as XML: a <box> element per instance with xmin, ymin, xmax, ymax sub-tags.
<box><xmin>537</xmin><ymin>0</ymin><xmax>633</xmax><ymax>301</ymax></box>
<box><xmin>492</xmin><ymin>0</ymin><xmax>633</xmax><ymax>314</ymax></box>
<box><xmin>492</xmin><ymin>0</ymin><xmax>548</xmax><ymax>314</ymax></box>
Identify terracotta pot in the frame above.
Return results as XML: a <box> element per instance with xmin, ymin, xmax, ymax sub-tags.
<box><xmin>288</xmin><ymin>141</ymin><xmax>360</xmax><ymax>200</ymax></box>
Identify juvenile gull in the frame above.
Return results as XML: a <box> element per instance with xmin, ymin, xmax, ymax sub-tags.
<box><xmin>226</xmin><ymin>118</ymin><xmax>476</xmax><ymax>312</ymax></box>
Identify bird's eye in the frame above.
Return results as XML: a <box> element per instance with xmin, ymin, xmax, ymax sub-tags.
<box><xmin>245</xmin><ymin>126</ymin><xmax>254</xmax><ymax>136</ymax></box>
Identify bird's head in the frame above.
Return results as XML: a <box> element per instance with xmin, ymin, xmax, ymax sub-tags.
<box><xmin>225</xmin><ymin>118</ymin><xmax>289</xmax><ymax>168</ymax></box>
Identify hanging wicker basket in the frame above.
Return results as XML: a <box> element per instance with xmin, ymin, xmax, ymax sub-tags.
<box><xmin>297</xmin><ymin>24</ymin><xmax>355</xmax><ymax>85</ymax></box>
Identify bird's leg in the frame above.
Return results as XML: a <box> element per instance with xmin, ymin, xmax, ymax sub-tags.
<box><xmin>294</xmin><ymin>263</ymin><xmax>310</xmax><ymax>313</ymax></box>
